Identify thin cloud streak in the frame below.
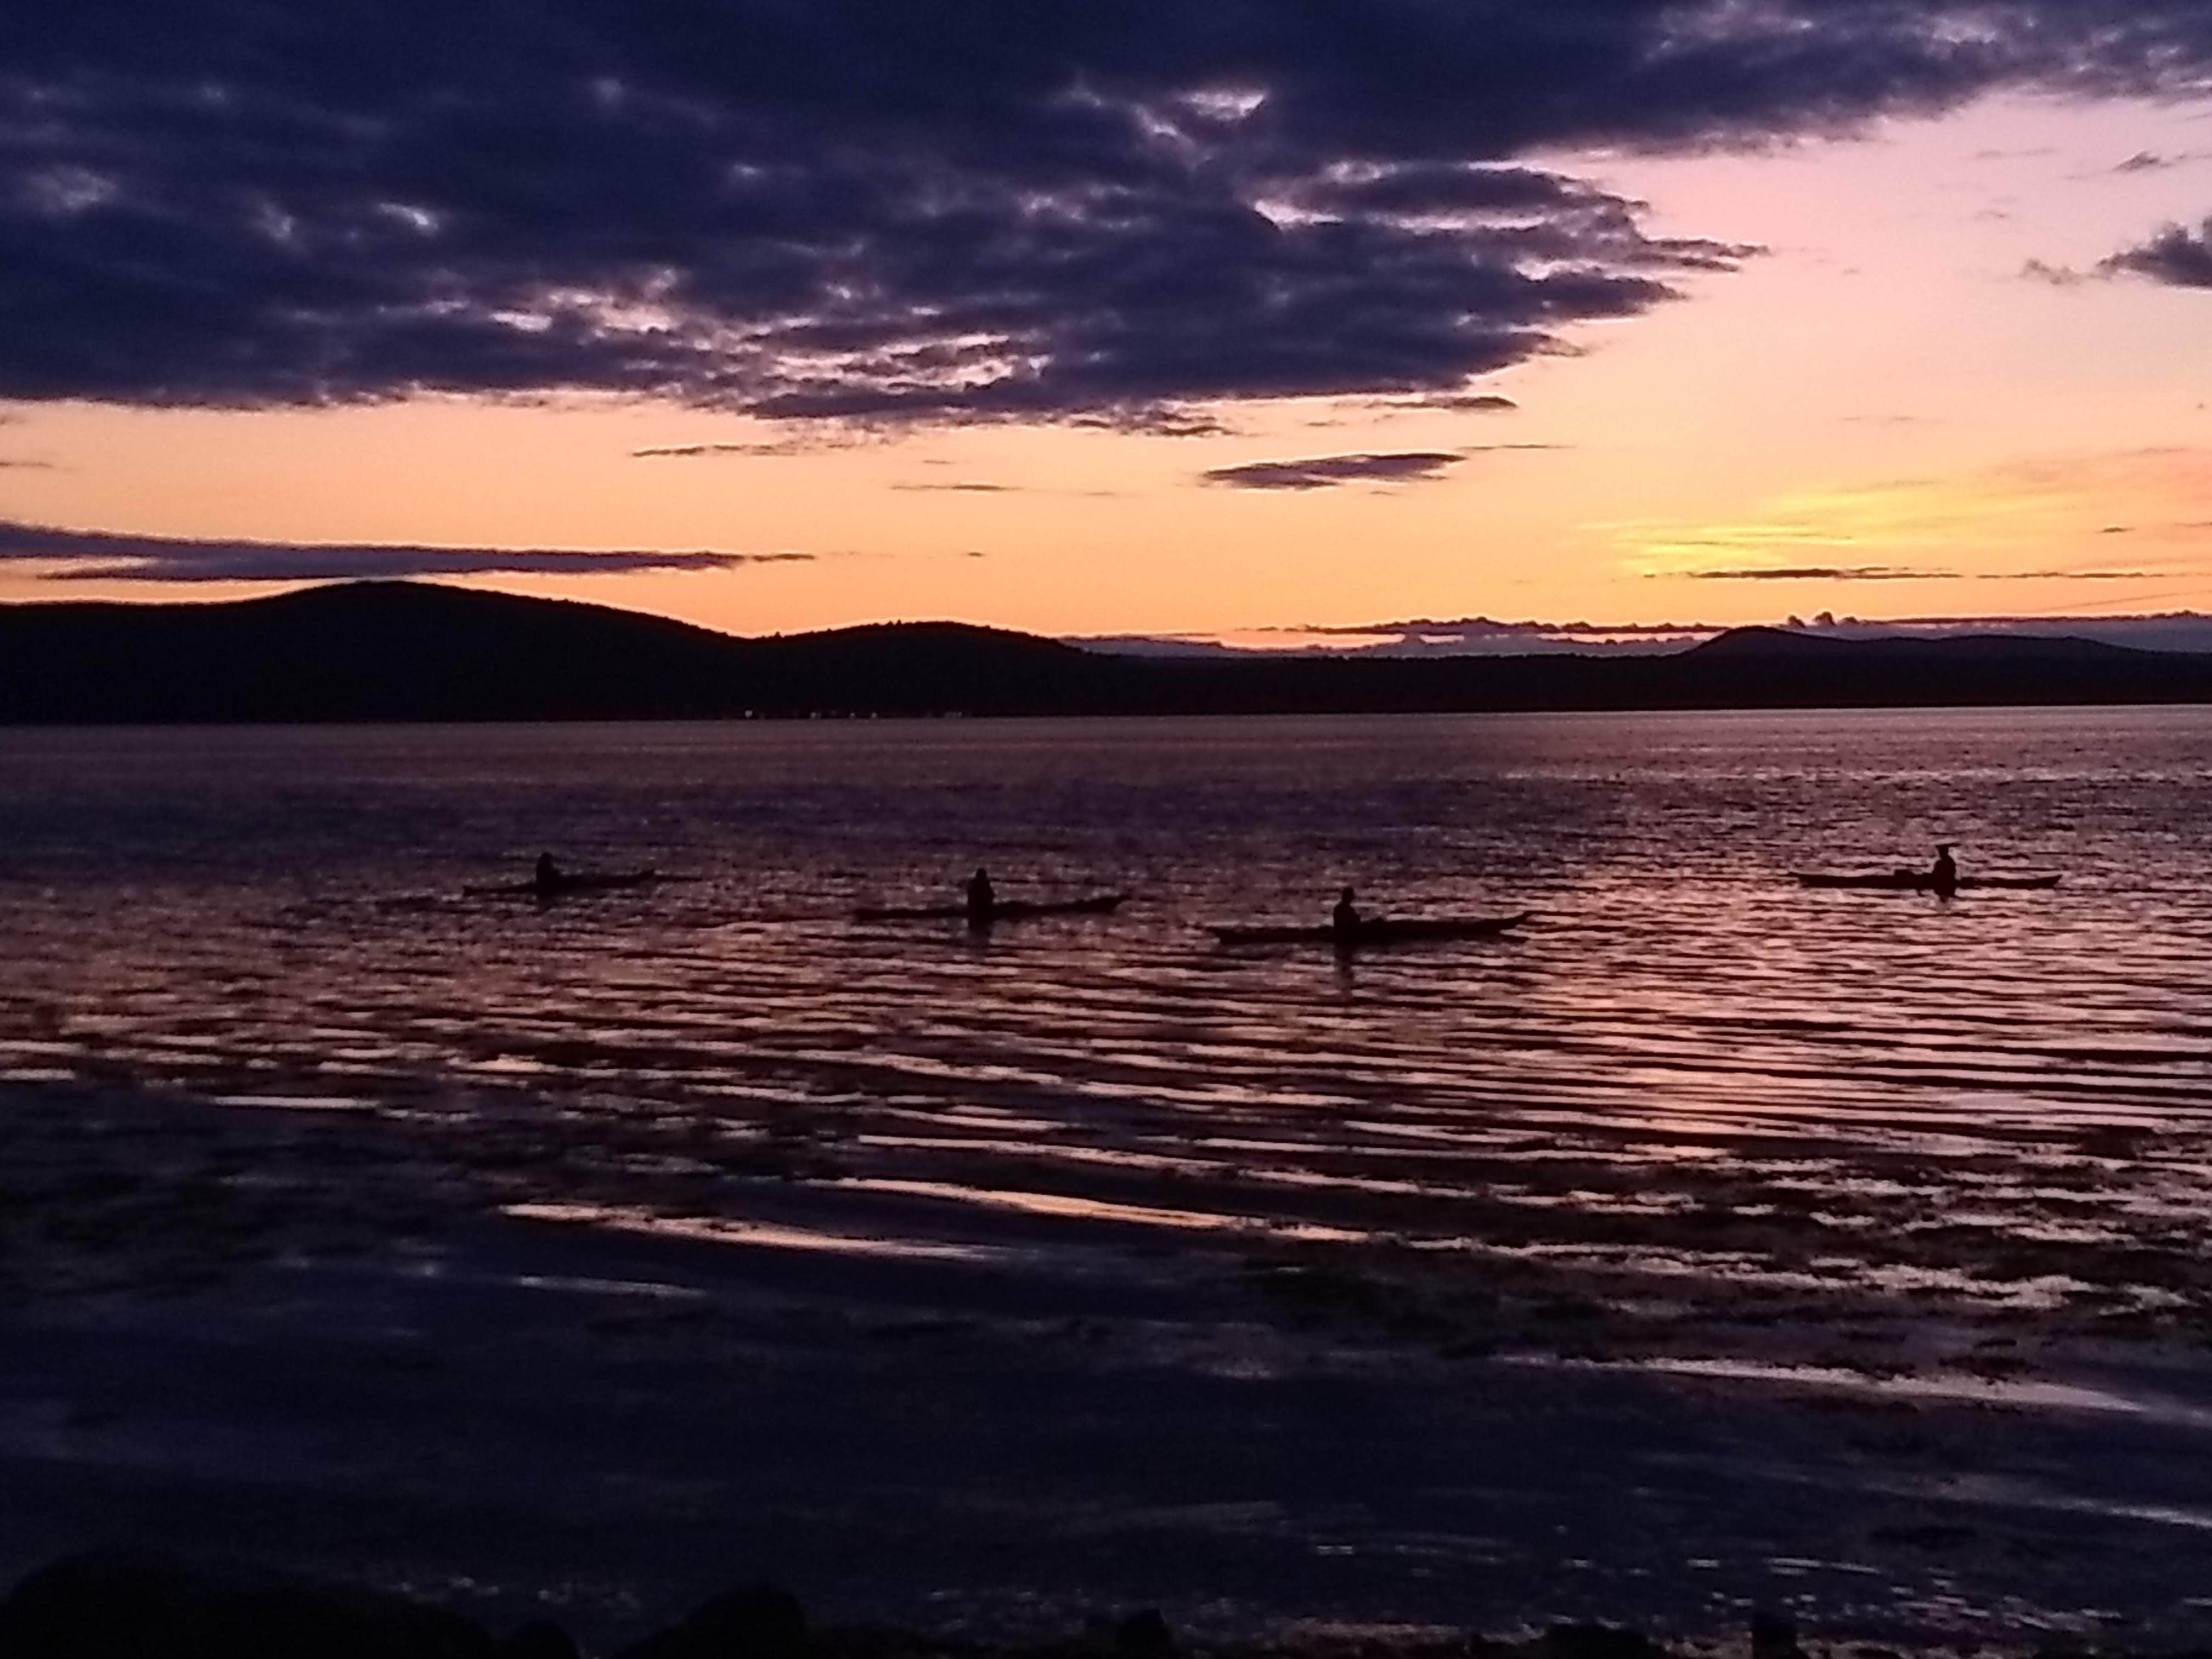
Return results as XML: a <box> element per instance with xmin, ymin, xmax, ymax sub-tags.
<box><xmin>0</xmin><ymin>520</ymin><xmax>808</xmax><ymax>583</ymax></box>
<box><xmin>1201</xmin><ymin>451</ymin><xmax>1464</xmax><ymax>490</ymax></box>
<box><xmin>1681</xmin><ymin>565</ymin><xmax>2154</xmax><ymax>582</ymax></box>
<box><xmin>1367</xmin><ymin>393</ymin><xmax>1520</xmax><ymax>414</ymax></box>
<box><xmin>1684</xmin><ymin>566</ymin><xmax>1957</xmax><ymax>580</ymax></box>
<box><xmin>632</xmin><ymin>441</ymin><xmax>835</xmax><ymax>458</ymax></box>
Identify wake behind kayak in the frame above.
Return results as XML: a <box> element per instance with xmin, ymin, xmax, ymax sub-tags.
<box><xmin>853</xmin><ymin>891</ymin><xmax>1131</xmax><ymax>923</ymax></box>
<box><xmin>1795</xmin><ymin>872</ymin><xmax>2061</xmax><ymax>891</ymax></box>
<box><xmin>464</xmin><ymin>870</ymin><xmax>670</xmax><ymax>899</ymax></box>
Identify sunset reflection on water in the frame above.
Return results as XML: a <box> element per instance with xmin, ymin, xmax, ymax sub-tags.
<box><xmin>2</xmin><ymin>707</ymin><xmax>2208</xmax><ymax>1353</ymax></box>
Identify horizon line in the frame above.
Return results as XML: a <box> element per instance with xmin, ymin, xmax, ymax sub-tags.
<box><xmin>5</xmin><ymin>574</ymin><xmax>2212</xmax><ymax>652</ymax></box>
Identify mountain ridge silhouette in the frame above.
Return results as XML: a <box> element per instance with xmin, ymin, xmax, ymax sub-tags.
<box><xmin>3</xmin><ymin>580</ymin><xmax>2207</xmax><ymax>723</ymax></box>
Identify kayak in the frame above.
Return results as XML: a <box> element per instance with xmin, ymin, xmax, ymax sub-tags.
<box><xmin>464</xmin><ymin>870</ymin><xmax>668</xmax><ymax>899</ymax></box>
<box><xmin>853</xmin><ymin>891</ymin><xmax>1132</xmax><ymax>923</ymax></box>
<box><xmin>1210</xmin><ymin>910</ymin><xmax>1533</xmax><ymax>947</ymax></box>
<box><xmin>1795</xmin><ymin>872</ymin><xmax>2061</xmax><ymax>891</ymax></box>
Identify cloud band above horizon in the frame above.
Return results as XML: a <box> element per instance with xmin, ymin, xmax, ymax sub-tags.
<box><xmin>0</xmin><ymin>520</ymin><xmax>805</xmax><ymax>583</ymax></box>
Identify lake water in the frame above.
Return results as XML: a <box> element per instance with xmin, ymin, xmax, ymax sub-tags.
<box><xmin>4</xmin><ymin>707</ymin><xmax>2211</xmax><ymax>1348</ymax></box>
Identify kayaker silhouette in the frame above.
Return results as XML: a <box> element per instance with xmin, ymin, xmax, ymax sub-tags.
<box><xmin>965</xmin><ymin>867</ymin><xmax>997</xmax><ymax>928</ymax></box>
<box><xmin>1331</xmin><ymin>885</ymin><xmax>1361</xmax><ymax>936</ymax></box>
<box><xmin>534</xmin><ymin>852</ymin><xmax>562</xmax><ymax>890</ymax></box>
<box><xmin>1930</xmin><ymin>844</ymin><xmax>1957</xmax><ymax>893</ymax></box>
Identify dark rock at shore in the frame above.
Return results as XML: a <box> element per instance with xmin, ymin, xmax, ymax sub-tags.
<box><xmin>0</xmin><ymin>1550</ymin><xmax>496</xmax><ymax>1658</ymax></box>
<box><xmin>616</xmin><ymin>1584</ymin><xmax>809</xmax><ymax>1659</ymax></box>
<box><xmin>0</xmin><ymin>1549</ymin><xmax>1838</xmax><ymax>1659</ymax></box>
<box><xmin>1542</xmin><ymin>1624</ymin><xmax>1666</xmax><ymax>1659</ymax></box>
<box><xmin>1113</xmin><ymin>1610</ymin><xmax>1175</xmax><ymax>1656</ymax></box>
<box><xmin>500</xmin><ymin>1620</ymin><xmax>585</xmax><ymax>1659</ymax></box>
<box><xmin>1750</xmin><ymin>1612</ymin><xmax>1802</xmax><ymax>1659</ymax></box>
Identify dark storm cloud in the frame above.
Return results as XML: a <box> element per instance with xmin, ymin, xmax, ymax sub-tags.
<box><xmin>9</xmin><ymin>3</ymin><xmax>2212</xmax><ymax>424</ymax></box>
<box><xmin>0</xmin><ymin>519</ymin><xmax>805</xmax><ymax>582</ymax></box>
<box><xmin>2102</xmin><ymin>219</ymin><xmax>2212</xmax><ymax>286</ymax></box>
<box><xmin>1201</xmin><ymin>450</ymin><xmax>1463</xmax><ymax>490</ymax></box>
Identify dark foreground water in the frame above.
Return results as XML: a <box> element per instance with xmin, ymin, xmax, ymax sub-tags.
<box><xmin>2</xmin><ymin>707</ymin><xmax>2210</xmax><ymax>1339</ymax></box>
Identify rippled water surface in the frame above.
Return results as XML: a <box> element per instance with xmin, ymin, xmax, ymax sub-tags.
<box><xmin>5</xmin><ymin>709</ymin><xmax>2210</xmax><ymax>1342</ymax></box>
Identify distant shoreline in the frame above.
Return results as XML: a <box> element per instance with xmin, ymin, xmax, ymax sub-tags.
<box><xmin>5</xmin><ymin>580</ymin><xmax>2212</xmax><ymax>724</ymax></box>
<box><xmin>7</xmin><ymin>701</ymin><xmax>2212</xmax><ymax>732</ymax></box>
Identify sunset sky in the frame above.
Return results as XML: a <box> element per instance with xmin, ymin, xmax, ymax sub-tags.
<box><xmin>7</xmin><ymin>4</ymin><xmax>2212</xmax><ymax>646</ymax></box>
